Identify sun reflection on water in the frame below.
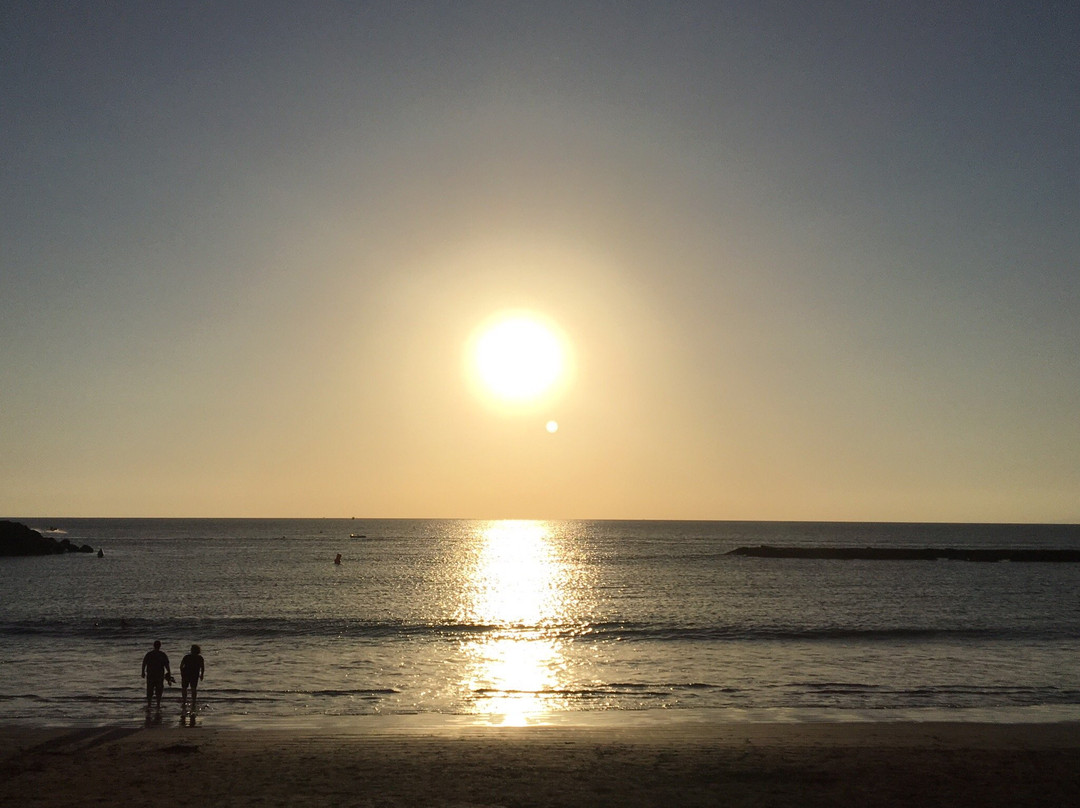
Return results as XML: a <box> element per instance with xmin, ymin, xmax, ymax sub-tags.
<box><xmin>459</xmin><ymin>520</ymin><xmax>575</xmax><ymax>725</ymax></box>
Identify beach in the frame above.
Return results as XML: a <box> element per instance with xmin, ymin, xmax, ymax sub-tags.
<box><xmin>5</xmin><ymin>521</ymin><xmax>1080</xmax><ymax>805</ymax></box>
<box><xmin>3</xmin><ymin>721</ymin><xmax>1079</xmax><ymax>807</ymax></box>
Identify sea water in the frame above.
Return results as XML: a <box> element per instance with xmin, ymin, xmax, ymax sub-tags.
<box><xmin>2</xmin><ymin>518</ymin><xmax>1080</xmax><ymax>727</ymax></box>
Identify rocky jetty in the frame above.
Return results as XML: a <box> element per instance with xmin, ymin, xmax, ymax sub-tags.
<box><xmin>726</xmin><ymin>546</ymin><xmax>1080</xmax><ymax>562</ymax></box>
<box><xmin>0</xmin><ymin>521</ymin><xmax>94</xmax><ymax>556</ymax></box>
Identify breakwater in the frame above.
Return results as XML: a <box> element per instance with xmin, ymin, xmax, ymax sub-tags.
<box><xmin>726</xmin><ymin>546</ymin><xmax>1080</xmax><ymax>562</ymax></box>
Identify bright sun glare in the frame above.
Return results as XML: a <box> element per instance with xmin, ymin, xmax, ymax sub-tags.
<box><xmin>470</xmin><ymin>313</ymin><xmax>567</xmax><ymax>404</ymax></box>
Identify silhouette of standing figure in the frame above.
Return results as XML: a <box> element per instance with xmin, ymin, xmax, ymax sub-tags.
<box><xmin>180</xmin><ymin>644</ymin><xmax>205</xmax><ymax>706</ymax></box>
<box><xmin>141</xmin><ymin>640</ymin><xmax>171</xmax><ymax>709</ymax></box>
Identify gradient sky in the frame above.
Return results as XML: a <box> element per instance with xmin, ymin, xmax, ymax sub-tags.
<box><xmin>3</xmin><ymin>2</ymin><xmax>1078</xmax><ymax>521</ymax></box>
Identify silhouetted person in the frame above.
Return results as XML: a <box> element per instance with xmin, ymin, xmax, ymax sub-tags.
<box><xmin>180</xmin><ymin>644</ymin><xmax>205</xmax><ymax>706</ymax></box>
<box><xmin>141</xmin><ymin>640</ymin><xmax>171</xmax><ymax>709</ymax></box>
<box><xmin>334</xmin><ymin>553</ymin><xmax>342</xmax><ymax>565</ymax></box>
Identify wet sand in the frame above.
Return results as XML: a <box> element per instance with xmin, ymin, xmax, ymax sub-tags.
<box><xmin>2</xmin><ymin>721</ymin><xmax>1079</xmax><ymax>807</ymax></box>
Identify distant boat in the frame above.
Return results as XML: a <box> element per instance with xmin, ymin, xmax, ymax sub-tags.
<box><xmin>349</xmin><ymin>533</ymin><xmax>366</xmax><ymax>538</ymax></box>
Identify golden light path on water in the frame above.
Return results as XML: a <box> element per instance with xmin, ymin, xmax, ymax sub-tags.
<box><xmin>458</xmin><ymin>521</ymin><xmax>578</xmax><ymax>725</ymax></box>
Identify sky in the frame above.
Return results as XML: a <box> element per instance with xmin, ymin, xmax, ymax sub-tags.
<box><xmin>2</xmin><ymin>1</ymin><xmax>1078</xmax><ymax>521</ymax></box>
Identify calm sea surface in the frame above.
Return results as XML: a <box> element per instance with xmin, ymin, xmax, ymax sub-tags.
<box><xmin>3</xmin><ymin>519</ymin><xmax>1080</xmax><ymax>727</ymax></box>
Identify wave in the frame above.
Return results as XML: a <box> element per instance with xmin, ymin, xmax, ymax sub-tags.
<box><xmin>473</xmin><ymin>681</ymin><xmax>738</xmax><ymax>699</ymax></box>
<box><xmin>623</xmin><ymin>622</ymin><xmax>1049</xmax><ymax>643</ymax></box>
<box><xmin>1</xmin><ymin>617</ymin><xmax>1074</xmax><ymax>644</ymax></box>
<box><xmin>767</xmin><ymin>682</ymin><xmax>1080</xmax><ymax>709</ymax></box>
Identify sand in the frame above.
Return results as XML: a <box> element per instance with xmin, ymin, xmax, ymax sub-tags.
<box><xmin>2</xmin><ymin>720</ymin><xmax>1079</xmax><ymax>807</ymax></box>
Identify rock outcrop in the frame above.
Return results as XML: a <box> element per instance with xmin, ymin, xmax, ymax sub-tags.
<box><xmin>0</xmin><ymin>521</ymin><xmax>94</xmax><ymax>556</ymax></box>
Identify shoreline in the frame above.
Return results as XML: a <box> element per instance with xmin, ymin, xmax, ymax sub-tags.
<box><xmin>3</xmin><ymin>721</ymin><xmax>1079</xmax><ymax>807</ymax></box>
<box><xmin>8</xmin><ymin>703</ymin><xmax>1080</xmax><ymax>732</ymax></box>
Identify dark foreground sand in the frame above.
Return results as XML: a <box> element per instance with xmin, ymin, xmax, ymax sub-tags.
<box><xmin>2</xmin><ymin>721</ymin><xmax>1079</xmax><ymax>807</ymax></box>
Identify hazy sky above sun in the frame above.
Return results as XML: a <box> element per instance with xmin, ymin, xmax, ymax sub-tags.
<box><xmin>2</xmin><ymin>2</ymin><xmax>1078</xmax><ymax>521</ymax></box>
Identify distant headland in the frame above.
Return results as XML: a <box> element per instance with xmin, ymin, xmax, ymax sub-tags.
<box><xmin>726</xmin><ymin>546</ymin><xmax>1080</xmax><ymax>562</ymax></box>
<box><xmin>0</xmin><ymin>520</ymin><xmax>95</xmax><ymax>556</ymax></box>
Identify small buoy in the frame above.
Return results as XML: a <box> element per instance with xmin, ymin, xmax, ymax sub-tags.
<box><xmin>334</xmin><ymin>553</ymin><xmax>342</xmax><ymax>565</ymax></box>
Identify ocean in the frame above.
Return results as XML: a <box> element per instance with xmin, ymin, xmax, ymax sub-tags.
<box><xmin>3</xmin><ymin>518</ymin><xmax>1080</xmax><ymax>727</ymax></box>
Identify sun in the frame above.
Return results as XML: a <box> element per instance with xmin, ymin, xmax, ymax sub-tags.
<box><xmin>468</xmin><ymin>312</ymin><xmax>569</xmax><ymax>405</ymax></box>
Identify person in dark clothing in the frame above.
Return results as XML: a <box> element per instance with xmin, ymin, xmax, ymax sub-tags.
<box><xmin>141</xmin><ymin>640</ymin><xmax>171</xmax><ymax>709</ymax></box>
<box><xmin>180</xmin><ymin>644</ymin><xmax>205</xmax><ymax>706</ymax></box>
